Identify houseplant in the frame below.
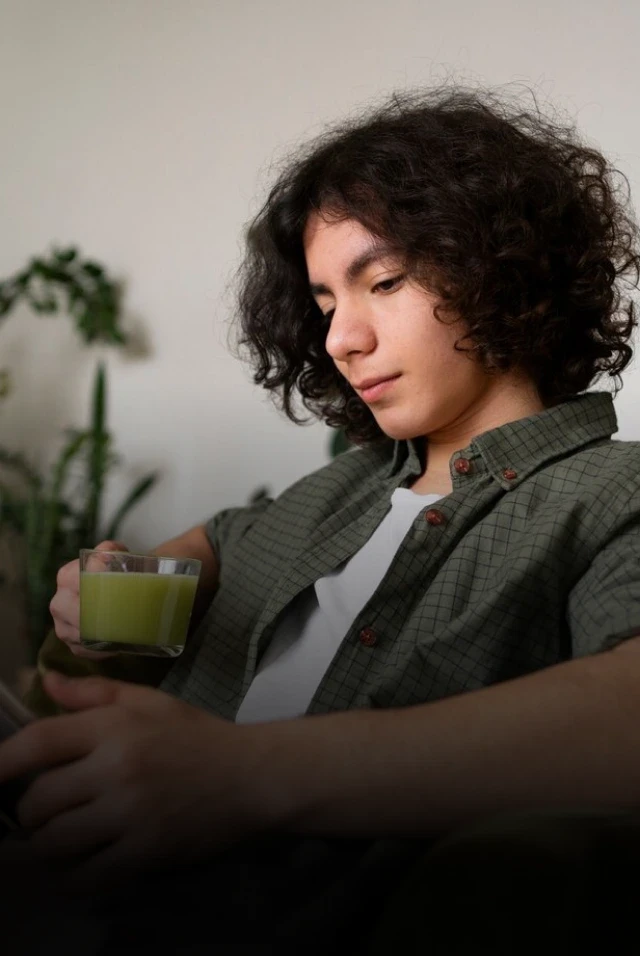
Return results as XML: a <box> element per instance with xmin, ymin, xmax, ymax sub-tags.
<box><xmin>0</xmin><ymin>247</ymin><xmax>157</xmax><ymax>661</ymax></box>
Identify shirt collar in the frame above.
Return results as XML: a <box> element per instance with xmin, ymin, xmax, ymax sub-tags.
<box><xmin>386</xmin><ymin>392</ymin><xmax>618</xmax><ymax>488</ymax></box>
<box><xmin>387</xmin><ymin>435</ymin><xmax>423</xmax><ymax>478</ymax></box>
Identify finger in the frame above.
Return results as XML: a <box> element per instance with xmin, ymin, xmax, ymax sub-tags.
<box><xmin>42</xmin><ymin>672</ymin><xmax>128</xmax><ymax>710</ymax></box>
<box><xmin>43</xmin><ymin>671</ymin><xmax>158</xmax><ymax>712</ymax></box>
<box><xmin>28</xmin><ymin>794</ymin><xmax>124</xmax><ymax>861</ymax></box>
<box><xmin>0</xmin><ymin>709</ymin><xmax>103</xmax><ymax>783</ymax></box>
<box><xmin>18</xmin><ymin>758</ymin><xmax>99</xmax><ymax>830</ymax></box>
<box><xmin>64</xmin><ymin>829</ymin><xmax>163</xmax><ymax>895</ymax></box>
<box><xmin>95</xmin><ymin>540</ymin><xmax>128</xmax><ymax>553</ymax></box>
<box><xmin>49</xmin><ymin>589</ymin><xmax>80</xmax><ymax>632</ymax></box>
<box><xmin>54</xmin><ymin>625</ymin><xmax>81</xmax><ymax>645</ymax></box>
<box><xmin>55</xmin><ymin>558</ymin><xmax>80</xmax><ymax>594</ymax></box>
<box><xmin>81</xmin><ymin>542</ymin><xmax>129</xmax><ymax>574</ymax></box>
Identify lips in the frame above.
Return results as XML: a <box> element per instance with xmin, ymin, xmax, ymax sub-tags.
<box><xmin>353</xmin><ymin>374</ymin><xmax>398</xmax><ymax>391</ymax></box>
<box><xmin>352</xmin><ymin>374</ymin><xmax>401</xmax><ymax>402</ymax></box>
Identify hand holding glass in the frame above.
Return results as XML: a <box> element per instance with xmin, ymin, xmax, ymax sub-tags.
<box><xmin>79</xmin><ymin>550</ymin><xmax>202</xmax><ymax>657</ymax></box>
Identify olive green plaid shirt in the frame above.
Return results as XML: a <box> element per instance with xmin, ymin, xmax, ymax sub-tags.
<box><xmin>157</xmin><ymin>391</ymin><xmax>640</xmax><ymax>719</ymax></box>
<box><xmin>27</xmin><ymin>391</ymin><xmax>640</xmax><ymax>720</ymax></box>
<box><xmin>20</xmin><ymin>390</ymin><xmax>640</xmax><ymax>948</ymax></box>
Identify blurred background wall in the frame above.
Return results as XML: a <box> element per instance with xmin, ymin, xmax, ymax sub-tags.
<box><xmin>0</xmin><ymin>0</ymin><xmax>639</xmax><ymax>554</ymax></box>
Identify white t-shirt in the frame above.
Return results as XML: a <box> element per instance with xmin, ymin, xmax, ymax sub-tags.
<box><xmin>235</xmin><ymin>488</ymin><xmax>443</xmax><ymax>724</ymax></box>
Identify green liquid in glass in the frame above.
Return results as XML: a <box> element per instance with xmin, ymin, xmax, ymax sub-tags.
<box><xmin>80</xmin><ymin>571</ymin><xmax>198</xmax><ymax>657</ymax></box>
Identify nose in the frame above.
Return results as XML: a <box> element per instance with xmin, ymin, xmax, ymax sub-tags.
<box><xmin>324</xmin><ymin>301</ymin><xmax>376</xmax><ymax>363</ymax></box>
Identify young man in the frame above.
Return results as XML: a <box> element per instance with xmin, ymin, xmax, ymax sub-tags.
<box><xmin>2</xmin><ymin>87</ymin><xmax>640</xmax><ymax>950</ymax></box>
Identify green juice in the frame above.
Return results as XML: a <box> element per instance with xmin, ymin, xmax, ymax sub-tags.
<box><xmin>80</xmin><ymin>571</ymin><xmax>198</xmax><ymax>656</ymax></box>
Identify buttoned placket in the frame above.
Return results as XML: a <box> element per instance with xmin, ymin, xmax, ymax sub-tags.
<box><xmin>308</xmin><ymin>460</ymin><xmax>504</xmax><ymax>715</ymax></box>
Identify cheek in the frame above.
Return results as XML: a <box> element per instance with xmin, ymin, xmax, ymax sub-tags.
<box><xmin>410</xmin><ymin>333</ymin><xmax>462</xmax><ymax>376</ymax></box>
<box><xmin>334</xmin><ymin>358</ymin><xmax>348</xmax><ymax>378</ymax></box>
<box><xmin>425</xmin><ymin>321</ymin><xmax>474</xmax><ymax>369</ymax></box>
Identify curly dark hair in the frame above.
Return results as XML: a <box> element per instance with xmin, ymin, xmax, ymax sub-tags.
<box><xmin>235</xmin><ymin>86</ymin><xmax>640</xmax><ymax>445</ymax></box>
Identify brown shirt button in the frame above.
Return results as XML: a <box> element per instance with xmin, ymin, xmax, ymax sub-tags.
<box><xmin>425</xmin><ymin>509</ymin><xmax>446</xmax><ymax>526</ymax></box>
<box><xmin>502</xmin><ymin>468</ymin><xmax>518</xmax><ymax>481</ymax></box>
<box><xmin>454</xmin><ymin>458</ymin><xmax>472</xmax><ymax>475</ymax></box>
<box><xmin>359</xmin><ymin>627</ymin><xmax>377</xmax><ymax>647</ymax></box>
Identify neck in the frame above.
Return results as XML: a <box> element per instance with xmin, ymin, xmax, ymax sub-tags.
<box><xmin>410</xmin><ymin>456</ymin><xmax>454</xmax><ymax>496</ymax></box>
<box><xmin>411</xmin><ymin>375</ymin><xmax>546</xmax><ymax>496</ymax></box>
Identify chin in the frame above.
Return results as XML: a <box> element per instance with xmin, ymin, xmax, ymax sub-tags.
<box><xmin>375</xmin><ymin>417</ymin><xmax>425</xmax><ymax>442</ymax></box>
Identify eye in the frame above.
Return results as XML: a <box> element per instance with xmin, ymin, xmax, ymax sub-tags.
<box><xmin>372</xmin><ymin>275</ymin><xmax>404</xmax><ymax>294</ymax></box>
<box><xmin>311</xmin><ymin>299</ymin><xmax>334</xmax><ymax>323</ymax></box>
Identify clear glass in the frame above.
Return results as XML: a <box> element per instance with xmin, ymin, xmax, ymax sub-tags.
<box><xmin>79</xmin><ymin>550</ymin><xmax>202</xmax><ymax>657</ymax></box>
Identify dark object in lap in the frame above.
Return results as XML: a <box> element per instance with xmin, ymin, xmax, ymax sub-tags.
<box><xmin>370</xmin><ymin>810</ymin><xmax>640</xmax><ymax>956</ymax></box>
<box><xmin>3</xmin><ymin>812</ymin><xmax>640</xmax><ymax>955</ymax></box>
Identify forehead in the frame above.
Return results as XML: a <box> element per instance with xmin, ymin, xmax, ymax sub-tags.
<box><xmin>303</xmin><ymin>212</ymin><xmax>391</xmax><ymax>278</ymax></box>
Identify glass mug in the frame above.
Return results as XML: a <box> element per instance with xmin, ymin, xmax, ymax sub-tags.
<box><xmin>79</xmin><ymin>549</ymin><xmax>202</xmax><ymax>657</ymax></box>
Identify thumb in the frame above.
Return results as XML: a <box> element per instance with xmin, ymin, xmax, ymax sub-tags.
<box><xmin>95</xmin><ymin>539</ymin><xmax>128</xmax><ymax>553</ymax></box>
<box><xmin>43</xmin><ymin>671</ymin><xmax>125</xmax><ymax>710</ymax></box>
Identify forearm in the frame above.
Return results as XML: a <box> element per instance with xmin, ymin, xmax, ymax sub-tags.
<box><xmin>255</xmin><ymin>641</ymin><xmax>640</xmax><ymax>839</ymax></box>
<box><xmin>150</xmin><ymin>524</ymin><xmax>218</xmax><ymax>592</ymax></box>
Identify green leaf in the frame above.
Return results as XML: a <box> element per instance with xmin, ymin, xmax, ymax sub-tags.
<box><xmin>91</xmin><ymin>362</ymin><xmax>106</xmax><ymax>435</ymax></box>
<box><xmin>51</xmin><ymin>430</ymin><xmax>91</xmax><ymax>500</ymax></box>
<box><xmin>24</xmin><ymin>490</ymin><xmax>44</xmax><ymax>560</ymax></box>
<box><xmin>0</xmin><ymin>484</ymin><xmax>27</xmax><ymax>533</ymax></box>
<box><xmin>54</xmin><ymin>247</ymin><xmax>77</xmax><ymax>263</ymax></box>
<box><xmin>0</xmin><ymin>293</ymin><xmax>16</xmax><ymax>317</ymax></box>
<box><xmin>38</xmin><ymin>430</ymin><xmax>91</xmax><ymax>584</ymax></box>
<box><xmin>104</xmin><ymin>472</ymin><xmax>158</xmax><ymax>541</ymax></box>
<box><xmin>28</xmin><ymin>297</ymin><xmax>50</xmax><ymax>314</ymax></box>
<box><xmin>45</xmin><ymin>267</ymin><xmax>72</xmax><ymax>284</ymax></box>
<box><xmin>0</xmin><ymin>446</ymin><xmax>41</xmax><ymax>488</ymax></box>
<box><xmin>82</xmin><ymin>362</ymin><xmax>112</xmax><ymax>543</ymax></box>
<box><xmin>0</xmin><ymin>246</ymin><xmax>127</xmax><ymax>348</ymax></box>
<box><xmin>38</xmin><ymin>296</ymin><xmax>58</xmax><ymax>314</ymax></box>
<box><xmin>0</xmin><ymin>370</ymin><xmax>12</xmax><ymax>398</ymax></box>
<box><xmin>110</xmin><ymin>328</ymin><xmax>127</xmax><ymax>345</ymax></box>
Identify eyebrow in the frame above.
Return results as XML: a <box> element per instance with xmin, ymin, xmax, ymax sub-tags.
<box><xmin>308</xmin><ymin>243</ymin><xmax>396</xmax><ymax>297</ymax></box>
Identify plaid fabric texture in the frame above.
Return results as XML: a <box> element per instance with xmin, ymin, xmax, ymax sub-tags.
<box><xmin>157</xmin><ymin>392</ymin><xmax>640</xmax><ymax>720</ymax></box>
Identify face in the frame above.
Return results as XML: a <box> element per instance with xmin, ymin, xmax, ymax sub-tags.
<box><xmin>304</xmin><ymin>213</ymin><xmax>536</xmax><ymax>446</ymax></box>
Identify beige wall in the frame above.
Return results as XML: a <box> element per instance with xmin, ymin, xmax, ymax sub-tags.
<box><xmin>1</xmin><ymin>0</ymin><xmax>639</xmax><ymax>554</ymax></box>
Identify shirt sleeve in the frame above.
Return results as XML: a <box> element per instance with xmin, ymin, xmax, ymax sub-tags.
<box><xmin>204</xmin><ymin>494</ymin><xmax>273</xmax><ymax>566</ymax></box>
<box><xmin>567</xmin><ymin>521</ymin><xmax>640</xmax><ymax>657</ymax></box>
